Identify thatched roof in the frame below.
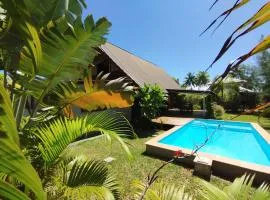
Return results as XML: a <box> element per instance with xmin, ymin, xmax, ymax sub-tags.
<box><xmin>100</xmin><ymin>43</ymin><xmax>180</xmax><ymax>91</ymax></box>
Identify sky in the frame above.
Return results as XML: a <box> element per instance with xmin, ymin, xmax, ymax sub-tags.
<box><xmin>83</xmin><ymin>0</ymin><xmax>270</xmax><ymax>82</ymax></box>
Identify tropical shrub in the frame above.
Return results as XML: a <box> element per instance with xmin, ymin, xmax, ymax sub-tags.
<box><xmin>173</xmin><ymin>94</ymin><xmax>202</xmax><ymax>112</ymax></box>
<box><xmin>205</xmin><ymin>95</ymin><xmax>215</xmax><ymax>119</ymax></box>
<box><xmin>0</xmin><ymin>0</ymin><xmax>135</xmax><ymax>199</ymax></box>
<box><xmin>200</xmin><ymin>174</ymin><xmax>270</xmax><ymax>200</ymax></box>
<box><xmin>203</xmin><ymin>1</ymin><xmax>269</xmax><ymax>90</ymax></box>
<box><xmin>135</xmin><ymin>84</ymin><xmax>167</xmax><ymax>119</ymax></box>
<box><xmin>213</xmin><ymin>104</ymin><xmax>225</xmax><ymax>119</ymax></box>
<box><xmin>184</xmin><ymin>94</ymin><xmax>203</xmax><ymax>110</ymax></box>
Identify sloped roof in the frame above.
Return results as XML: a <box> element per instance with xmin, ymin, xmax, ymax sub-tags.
<box><xmin>100</xmin><ymin>42</ymin><xmax>180</xmax><ymax>91</ymax></box>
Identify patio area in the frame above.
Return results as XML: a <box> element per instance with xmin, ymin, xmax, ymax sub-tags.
<box><xmin>152</xmin><ymin>116</ymin><xmax>194</xmax><ymax>126</ymax></box>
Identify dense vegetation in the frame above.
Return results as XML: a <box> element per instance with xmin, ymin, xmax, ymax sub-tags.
<box><xmin>0</xmin><ymin>0</ymin><xmax>269</xmax><ymax>199</ymax></box>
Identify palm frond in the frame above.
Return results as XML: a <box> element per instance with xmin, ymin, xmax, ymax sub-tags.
<box><xmin>0</xmin><ymin>84</ymin><xmax>45</xmax><ymax>199</ymax></box>
<box><xmin>206</xmin><ymin>2</ymin><xmax>270</xmax><ymax>70</ymax></box>
<box><xmin>58</xmin><ymin>158</ymin><xmax>120</xmax><ymax>200</ymax></box>
<box><xmin>47</xmin><ymin>73</ymin><xmax>133</xmax><ymax>115</ymax></box>
<box><xmin>199</xmin><ymin>179</ymin><xmax>229</xmax><ymax>200</ymax></box>
<box><xmin>17</xmin><ymin>15</ymin><xmax>111</xmax><ymax>106</ymax></box>
<box><xmin>201</xmin><ymin>0</ymin><xmax>250</xmax><ymax>36</ymax></box>
<box><xmin>0</xmin><ymin>180</ymin><xmax>30</xmax><ymax>200</ymax></box>
<box><xmin>210</xmin><ymin>35</ymin><xmax>270</xmax><ymax>90</ymax></box>
<box><xmin>253</xmin><ymin>183</ymin><xmax>270</xmax><ymax>200</ymax></box>
<box><xmin>133</xmin><ymin>180</ymin><xmax>193</xmax><ymax>200</ymax></box>
<box><xmin>200</xmin><ymin>174</ymin><xmax>270</xmax><ymax>200</ymax></box>
<box><xmin>36</xmin><ymin>110</ymin><xmax>135</xmax><ymax>166</ymax></box>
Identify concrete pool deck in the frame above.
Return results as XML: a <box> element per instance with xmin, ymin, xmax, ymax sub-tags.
<box><xmin>152</xmin><ymin>116</ymin><xmax>194</xmax><ymax>126</ymax></box>
<box><xmin>146</xmin><ymin>118</ymin><xmax>270</xmax><ymax>184</ymax></box>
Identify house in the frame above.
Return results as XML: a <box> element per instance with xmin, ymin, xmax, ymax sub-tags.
<box><xmin>93</xmin><ymin>42</ymin><xmax>180</xmax><ymax>90</ymax></box>
<box><xmin>93</xmin><ymin>42</ymin><xmax>180</xmax><ymax>109</ymax></box>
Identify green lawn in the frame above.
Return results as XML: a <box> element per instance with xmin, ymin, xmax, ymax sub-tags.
<box><xmin>64</xmin><ymin>113</ymin><xmax>269</xmax><ymax>199</ymax></box>
<box><xmin>222</xmin><ymin>113</ymin><xmax>270</xmax><ymax>133</ymax></box>
<box><xmin>65</xmin><ymin>131</ymin><xmax>229</xmax><ymax>199</ymax></box>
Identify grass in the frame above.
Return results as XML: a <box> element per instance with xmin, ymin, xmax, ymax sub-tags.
<box><xmin>64</xmin><ymin>113</ymin><xmax>269</xmax><ymax>199</ymax></box>
<box><xmin>65</xmin><ymin>131</ymin><xmax>229</xmax><ymax>199</ymax></box>
<box><xmin>222</xmin><ymin>113</ymin><xmax>270</xmax><ymax>133</ymax></box>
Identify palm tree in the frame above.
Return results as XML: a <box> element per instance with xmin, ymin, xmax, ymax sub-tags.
<box><xmin>196</xmin><ymin>71</ymin><xmax>210</xmax><ymax>87</ymax></box>
<box><xmin>0</xmin><ymin>0</ymin><xmax>134</xmax><ymax>199</ymax></box>
<box><xmin>184</xmin><ymin>72</ymin><xmax>197</xmax><ymax>89</ymax></box>
<box><xmin>200</xmin><ymin>174</ymin><xmax>270</xmax><ymax>200</ymax></box>
<box><xmin>134</xmin><ymin>181</ymin><xmax>193</xmax><ymax>200</ymax></box>
<box><xmin>203</xmin><ymin>1</ymin><xmax>269</xmax><ymax>88</ymax></box>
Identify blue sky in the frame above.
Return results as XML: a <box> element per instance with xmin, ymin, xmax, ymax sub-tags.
<box><xmin>84</xmin><ymin>0</ymin><xmax>270</xmax><ymax>82</ymax></box>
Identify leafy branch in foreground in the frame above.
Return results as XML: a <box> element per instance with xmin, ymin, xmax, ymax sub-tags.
<box><xmin>0</xmin><ymin>83</ymin><xmax>45</xmax><ymax>200</ymax></box>
<box><xmin>50</xmin><ymin>158</ymin><xmax>120</xmax><ymax>200</ymax></box>
<box><xmin>201</xmin><ymin>1</ymin><xmax>269</xmax><ymax>88</ymax></box>
<box><xmin>46</xmin><ymin>73</ymin><xmax>134</xmax><ymax>118</ymax></box>
<box><xmin>200</xmin><ymin>174</ymin><xmax>270</xmax><ymax>200</ymax></box>
<box><xmin>36</xmin><ymin>110</ymin><xmax>135</xmax><ymax>167</ymax></box>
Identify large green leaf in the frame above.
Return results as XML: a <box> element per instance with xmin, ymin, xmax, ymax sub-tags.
<box><xmin>133</xmin><ymin>180</ymin><xmax>193</xmax><ymax>200</ymax></box>
<box><xmin>210</xmin><ymin>35</ymin><xmax>270</xmax><ymax>89</ymax></box>
<box><xmin>36</xmin><ymin>110</ymin><xmax>135</xmax><ymax>166</ymax></box>
<box><xmin>57</xmin><ymin>158</ymin><xmax>120</xmax><ymax>200</ymax></box>
<box><xmin>17</xmin><ymin>15</ymin><xmax>111</xmax><ymax>105</ymax></box>
<box><xmin>0</xmin><ymin>84</ymin><xmax>45</xmax><ymax>199</ymax></box>
<box><xmin>200</xmin><ymin>174</ymin><xmax>270</xmax><ymax>200</ymax></box>
<box><xmin>205</xmin><ymin>2</ymin><xmax>270</xmax><ymax>70</ymax></box>
<box><xmin>0</xmin><ymin>180</ymin><xmax>30</xmax><ymax>200</ymax></box>
<box><xmin>48</xmin><ymin>74</ymin><xmax>133</xmax><ymax>115</ymax></box>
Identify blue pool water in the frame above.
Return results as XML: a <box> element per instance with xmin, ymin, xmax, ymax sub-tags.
<box><xmin>159</xmin><ymin>119</ymin><xmax>270</xmax><ymax>166</ymax></box>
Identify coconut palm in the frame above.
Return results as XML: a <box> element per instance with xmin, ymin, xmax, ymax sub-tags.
<box><xmin>134</xmin><ymin>181</ymin><xmax>193</xmax><ymax>200</ymax></box>
<box><xmin>203</xmin><ymin>1</ymin><xmax>270</xmax><ymax>88</ymax></box>
<box><xmin>200</xmin><ymin>174</ymin><xmax>270</xmax><ymax>200</ymax></box>
<box><xmin>184</xmin><ymin>72</ymin><xmax>197</xmax><ymax>89</ymax></box>
<box><xmin>0</xmin><ymin>0</ymin><xmax>134</xmax><ymax>199</ymax></box>
<box><xmin>196</xmin><ymin>71</ymin><xmax>210</xmax><ymax>87</ymax></box>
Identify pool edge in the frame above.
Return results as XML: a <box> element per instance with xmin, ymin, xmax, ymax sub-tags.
<box><xmin>145</xmin><ymin>119</ymin><xmax>270</xmax><ymax>184</ymax></box>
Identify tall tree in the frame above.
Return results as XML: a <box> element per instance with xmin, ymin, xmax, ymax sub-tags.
<box><xmin>0</xmin><ymin>1</ymin><xmax>134</xmax><ymax>199</ymax></box>
<box><xmin>183</xmin><ymin>72</ymin><xmax>197</xmax><ymax>89</ymax></box>
<box><xmin>258</xmin><ymin>50</ymin><xmax>270</xmax><ymax>100</ymax></box>
<box><xmin>203</xmin><ymin>1</ymin><xmax>270</xmax><ymax>90</ymax></box>
<box><xmin>196</xmin><ymin>71</ymin><xmax>210</xmax><ymax>87</ymax></box>
<box><xmin>231</xmin><ymin>64</ymin><xmax>262</xmax><ymax>92</ymax></box>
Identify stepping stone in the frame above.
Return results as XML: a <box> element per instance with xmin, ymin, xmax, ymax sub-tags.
<box><xmin>104</xmin><ymin>156</ymin><xmax>115</xmax><ymax>163</ymax></box>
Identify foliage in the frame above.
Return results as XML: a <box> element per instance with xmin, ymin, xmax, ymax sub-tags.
<box><xmin>183</xmin><ymin>72</ymin><xmax>197</xmax><ymax>88</ymax></box>
<box><xmin>36</xmin><ymin>110</ymin><xmax>134</xmax><ymax>166</ymax></box>
<box><xmin>133</xmin><ymin>181</ymin><xmax>193</xmax><ymax>200</ymax></box>
<box><xmin>203</xmin><ymin>1</ymin><xmax>270</xmax><ymax>88</ymax></box>
<box><xmin>200</xmin><ymin>174</ymin><xmax>270</xmax><ymax>200</ymax></box>
<box><xmin>184</xmin><ymin>94</ymin><xmax>203</xmax><ymax>110</ymax></box>
<box><xmin>173</xmin><ymin>94</ymin><xmax>202</xmax><ymax>112</ymax></box>
<box><xmin>135</xmin><ymin>84</ymin><xmax>167</xmax><ymax>119</ymax></box>
<box><xmin>231</xmin><ymin>64</ymin><xmax>262</xmax><ymax>92</ymax></box>
<box><xmin>213</xmin><ymin>104</ymin><xmax>225</xmax><ymax>119</ymax></box>
<box><xmin>172</xmin><ymin>77</ymin><xmax>180</xmax><ymax>86</ymax></box>
<box><xmin>0</xmin><ymin>0</ymin><xmax>135</xmax><ymax>199</ymax></box>
<box><xmin>0</xmin><ymin>84</ymin><xmax>45</xmax><ymax>200</ymax></box>
<box><xmin>47</xmin><ymin>74</ymin><xmax>133</xmax><ymax>117</ymax></box>
<box><xmin>196</xmin><ymin>71</ymin><xmax>210</xmax><ymax>87</ymax></box>
<box><xmin>205</xmin><ymin>95</ymin><xmax>215</xmax><ymax>118</ymax></box>
<box><xmin>258</xmin><ymin>50</ymin><xmax>270</xmax><ymax>101</ymax></box>
<box><xmin>52</xmin><ymin>158</ymin><xmax>120</xmax><ymax>200</ymax></box>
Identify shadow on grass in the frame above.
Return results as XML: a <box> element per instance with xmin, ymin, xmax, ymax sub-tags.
<box><xmin>141</xmin><ymin>151</ymin><xmax>194</xmax><ymax>170</ymax></box>
<box><xmin>135</xmin><ymin>128</ymin><xmax>160</xmax><ymax>138</ymax></box>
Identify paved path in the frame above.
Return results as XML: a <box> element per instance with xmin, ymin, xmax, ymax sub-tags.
<box><xmin>152</xmin><ymin>116</ymin><xmax>194</xmax><ymax>126</ymax></box>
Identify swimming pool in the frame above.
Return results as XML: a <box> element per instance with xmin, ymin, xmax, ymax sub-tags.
<box><xmin>159</xmin><ymin>119</ymin><xmax>270</xmax><ymax>166</ymax></box>
<box><xmin>146</xmin><ymin>119</ymin><xmax>270</xmax><ymax>183</ymax></box>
